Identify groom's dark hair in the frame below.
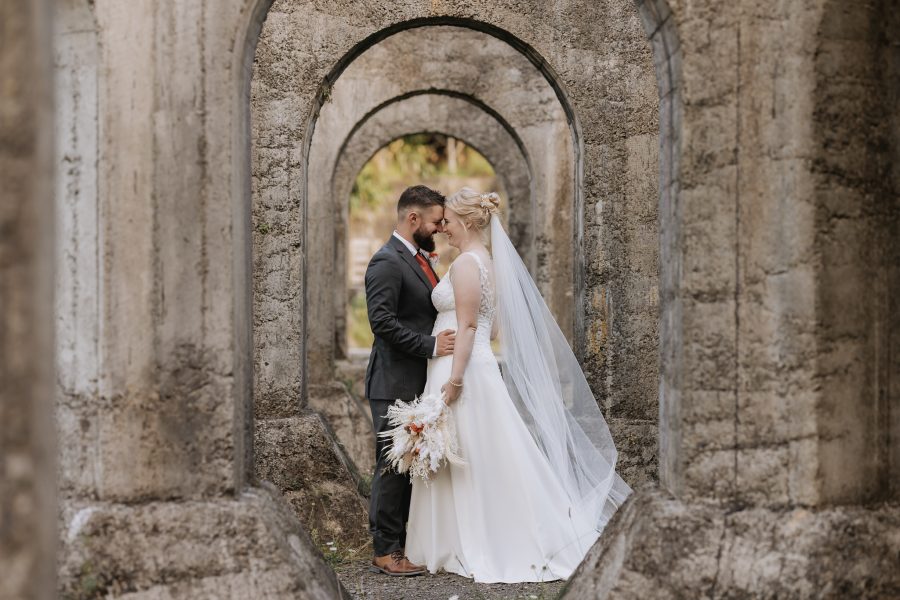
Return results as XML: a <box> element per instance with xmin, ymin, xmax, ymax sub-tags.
<box><xmin>397</xmin><ymin>185</ymin><xmax>445</xmax><ymax>219</ymax></box>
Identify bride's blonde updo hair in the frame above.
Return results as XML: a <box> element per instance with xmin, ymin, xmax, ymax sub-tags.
<box><xmin>445</xmin><ymin>187</ymin><xmax>501</xmax><ymax>231</ymax></box>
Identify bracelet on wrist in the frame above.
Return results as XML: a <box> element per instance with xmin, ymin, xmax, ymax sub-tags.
<box><xmin>448</xmin><ymin>379</ymin><xmax>464</xmax><ymax>388</ymax></box>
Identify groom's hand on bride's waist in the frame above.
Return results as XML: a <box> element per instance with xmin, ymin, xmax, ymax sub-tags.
<box><xmin>436</xmin><ymin>329</ymin><xmax>456</xmax><ymax>356</ymax></box>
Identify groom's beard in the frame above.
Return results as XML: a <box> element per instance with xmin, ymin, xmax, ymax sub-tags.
<box><xmin>413</xmin><ymin>228</ymin><xmax>436</xmax><ymax>253</ymax></box>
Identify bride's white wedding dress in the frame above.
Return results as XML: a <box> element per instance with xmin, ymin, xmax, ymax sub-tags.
<box><xmin>405</xmin><ymin>251</ymin><xmax>622</xmax><ymax>583</ymax></box>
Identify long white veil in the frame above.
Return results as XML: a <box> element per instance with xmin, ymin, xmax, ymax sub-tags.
<box><xmin>490</xmin><ymin>214</ymin><xmax>631</xmax><ymax>545</ymax></box>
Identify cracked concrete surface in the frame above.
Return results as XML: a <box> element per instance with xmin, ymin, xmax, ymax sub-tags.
<box><xmin>565</xmin><ymin>490</ymin><xmax>900</xmax><ymax>599</ymax></box>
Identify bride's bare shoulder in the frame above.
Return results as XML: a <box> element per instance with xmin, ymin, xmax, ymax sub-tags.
<box><xmin>449</xmin><ymin>252</ymin><xmax>480</xmax><ymax>274</ymax></box>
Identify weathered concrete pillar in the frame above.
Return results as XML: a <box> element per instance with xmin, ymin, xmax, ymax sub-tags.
<box><xmin>0</xmin><ymin>1</ymin><xmax>56</xmax><ymax>598</ymax></box>
<box><xmin>565</xmin><ymin>0</ymin><xmax>900</xmax><ymax>597</ymax></box>
<box><xmin>253</xmin><ymin>21</ymin><xmax>575</xmax><ymax>398</ymax></box>
<box><xmin>250</xmin><ymin>1</ymin><xmax>665</xmax><ymax>498</ymax></box>
<box><xmin>644</xmin><ymin>0</ymin><xmax>899</xmax><ymax>511</ymax></box>
<box><xmin>54</xmin><ymin>0</ymin><xmax>348</xmax><ymax>596</ymax></box>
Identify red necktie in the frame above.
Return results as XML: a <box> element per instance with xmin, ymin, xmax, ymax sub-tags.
<box><xmin>415</xmin><ymin>253</ymin><xmax>438</xmax><ymax>287</ymax></box>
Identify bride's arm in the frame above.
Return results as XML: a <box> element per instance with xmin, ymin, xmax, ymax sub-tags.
<box><xmin>442</xmin><ymin>257</ymin><xmax>481</xmax><ymax>404</ymax></box>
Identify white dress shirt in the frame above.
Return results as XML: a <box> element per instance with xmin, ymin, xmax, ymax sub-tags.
<box><xmin>392</xmin><ymin>231</ymin><xmax>439</xmax><ymax>357</ymax></box>
<box><xmin>392</xmin><ymin>230</ymin><xmax>418</xmax><ymax>256</ymax></box>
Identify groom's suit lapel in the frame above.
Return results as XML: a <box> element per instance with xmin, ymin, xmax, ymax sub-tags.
<box><xmin>388</xmin><ymin>236</ymin><xmax>435</xmax><ymax>293</ymax></box>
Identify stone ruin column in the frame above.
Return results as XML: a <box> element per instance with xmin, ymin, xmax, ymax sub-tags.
<box><xmin>0</xmin><ymin>1</ymin><xmax>56</xmax><ymax>598</ymax></box>
<box><xmin>52</xmin><ymin>0</ymin><xmax>347</xmax><ymax>596</ymax></box>
<box><xmin>564</xmin><ymin>1</ymin><xmax>900</xmax><ymax>597</ymax></box>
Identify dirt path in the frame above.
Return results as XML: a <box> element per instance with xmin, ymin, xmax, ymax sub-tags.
<box><xmin>335</xmin><ymin>560</ymin><xmax>565</xmax><ymax>600</ymax></box>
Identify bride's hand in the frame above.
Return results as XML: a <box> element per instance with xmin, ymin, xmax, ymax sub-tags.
<box><xmin>441</xmin><ymin>380</ymin><xmax>462</xmax><ymax>404</ymax></box>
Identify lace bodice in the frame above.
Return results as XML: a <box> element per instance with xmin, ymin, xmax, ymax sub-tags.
<box><xmin>431</xmin><ymin>252</ymin><xmax>496</xmax><ymax>361</ymax></box>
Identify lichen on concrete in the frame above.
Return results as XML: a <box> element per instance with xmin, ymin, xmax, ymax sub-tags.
<box><xmin>564</xmin><ymin>491</ymin><xmax>900</xmax><ymax>599</ymax></box>
<box><xmin>59</xmin><ymin>486</ymin><xmax>350</xmax><ymax>599</ymax></box>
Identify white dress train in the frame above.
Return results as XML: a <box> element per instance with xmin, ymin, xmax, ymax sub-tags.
<box><xmin>405</xmin><ymin>252</ymin><xmax>602</xmax><ymax>583</ymax></box>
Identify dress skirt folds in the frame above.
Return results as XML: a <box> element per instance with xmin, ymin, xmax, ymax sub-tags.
<box><xmin>405</xmin><ymin>328</ymin><xmax>601</xmax><ymax>583</ymax></box>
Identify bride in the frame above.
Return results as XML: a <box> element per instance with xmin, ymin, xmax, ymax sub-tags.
<box><xmin>405</xmin><ymin>188</ymin><xmax>632</xmax><ymax>583</ymax></box>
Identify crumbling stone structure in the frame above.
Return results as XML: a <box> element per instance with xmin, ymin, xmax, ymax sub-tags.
<box><xmin>49</xmin><ymin>0</ymin><xmax>348</xmax><ymax>596</ymax></box>
<box><xmin>0</xmin><ymin>0</ymin><xmax>896</xmax><ymax>598</ymax></box>
<box><xmin>250</xmin><ymin>0</ymin><xmax>662</xmax><ymax>508</ymax></box>
<box><xmin>568</xmin><ymin>0</ymin><xmax>900</xmax><ymax>596</ymax></box>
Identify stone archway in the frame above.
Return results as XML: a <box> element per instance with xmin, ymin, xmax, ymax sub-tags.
<box><xmin>332</xmin><ymin>93</ymin><xmax>530</xmax><ymax>249</ymax></box>
<box><xmin>51</xmin><ymin>0</ymin><xmax>350</xmax><ymax>595</ymax></box>
<box><xmin>47</xmin><ymin>0</ymin><xmax>661</xmax><ymax>595</ymax></box>
<box><xmin>317</xmin><ymin>87</ymin><xmax>542</xmax><ymax>382</ymax></box>
<box><xmin>568</xmin><ymin>2</ymin><xmax>900</xmax><ymax>598</ymax></box>
<box><xmin>262</xmin><ymin>24</ymin><xmax>575</xmax><ymax>395</ymax></box>
<box><xmin>331</xmin><ymin>93</ymin><xmax>532</xmax><ymax>360</ymax></box>
<box><xmin>36</xmin><ymin>0</ymin><xmax>900</xmax><ymax>597</ymax></box>
<box><xmin>250</xmin><ymin>6</ymin><xmax>662</xmax><ymax>548</ymax></box>
<box><xmin>253</xmin><ymin>19</ymin><xmax>582</xmax><ymax>548</ymax></box>
<box><xmin>622</xmin><ymin>0</ymin><xmax>900</xmax><ymax>511</ymax></box>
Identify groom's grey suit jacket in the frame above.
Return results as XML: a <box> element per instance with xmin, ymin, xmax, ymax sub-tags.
<box><xmin>364</xmin><ymin>235</ymin><xmax>439</xmax><ymax>401</ymax></box>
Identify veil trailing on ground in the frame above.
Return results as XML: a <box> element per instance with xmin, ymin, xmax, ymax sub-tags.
<box><xmin>490</xmin><ymin>214</ymin><xmax>631</xmax><ymax>546</ymax></box>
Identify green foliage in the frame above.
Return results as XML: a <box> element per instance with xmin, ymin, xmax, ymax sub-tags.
<box><xmin>350</xmin><ymin>133</ymin><xmax>495</xmax><ymax>213</ymax></box>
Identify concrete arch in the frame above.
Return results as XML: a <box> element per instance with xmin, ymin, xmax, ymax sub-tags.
<box><xmin>250</xmin><ymin>2</ymin><xmax>661</xmax><ymax>495</ymax></box>
<box><xmin>38</xmin><ymin>0</ymin><xmax>900</xmax><ymax>595</ymax></box>
<box><xmin>571</xmin><ymin>3</ymin><xmax>900</xmax><ymax>597</ymax></box>
<box><xmin>632</xmin><ymin>0</ymin><xmax>683</xmax><ymax>497</ymax></box>
<box><xmin>300</xmin><ymin>25</ymin><xmax>574</xmax><ymax>386</ymax></box>
<box><xmin>332</xmin><ymin>93</ymin><xmax>530</xmax><ymax>226</ymax></box>
<box><xmin>246</xmin><ymin>4</ymin><xmax>661</xmax><ymax>559</ymax></box>
<box><xmin>628</xmin><ymin>0</ymin><xmax>900</xmax><ymax>508</ymax></box>
<box><xmin>330</xmin><ymin>92</ymin><xmax>532</xmax><ymax>360</ymax></box>
<box><xmin>46</xmin><ymin>0</ymin><xmax>661</xmax><ymax>594</ymax></box>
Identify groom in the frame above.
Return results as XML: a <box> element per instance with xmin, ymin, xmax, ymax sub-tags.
<box><xmin>364</xmin><ymin>185</ymin><xmax>455</xmax><ymax>576</ymax></box>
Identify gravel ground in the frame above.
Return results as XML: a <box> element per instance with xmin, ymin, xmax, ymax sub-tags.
<box><xmin>335</xmin><ymin>560</ymin><xmax>565</xmax><ymax>600</ymax></box>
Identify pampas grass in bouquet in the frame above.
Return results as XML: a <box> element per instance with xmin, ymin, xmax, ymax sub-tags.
<box><xmin>379</xmin><ymin>392</ymin><xmax>465</xmax><ymax>482</ymax></box>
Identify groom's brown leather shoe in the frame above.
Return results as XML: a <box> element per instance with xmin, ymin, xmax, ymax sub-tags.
<box><xmin>397</xmin><ymin>547</ymin><xmax>426</xmax><ymax>572</ymax></box>
<box><xmin>369</xmin><ymin>550</ymin><xmax>426</xmax><ymax>576</ymax></box>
